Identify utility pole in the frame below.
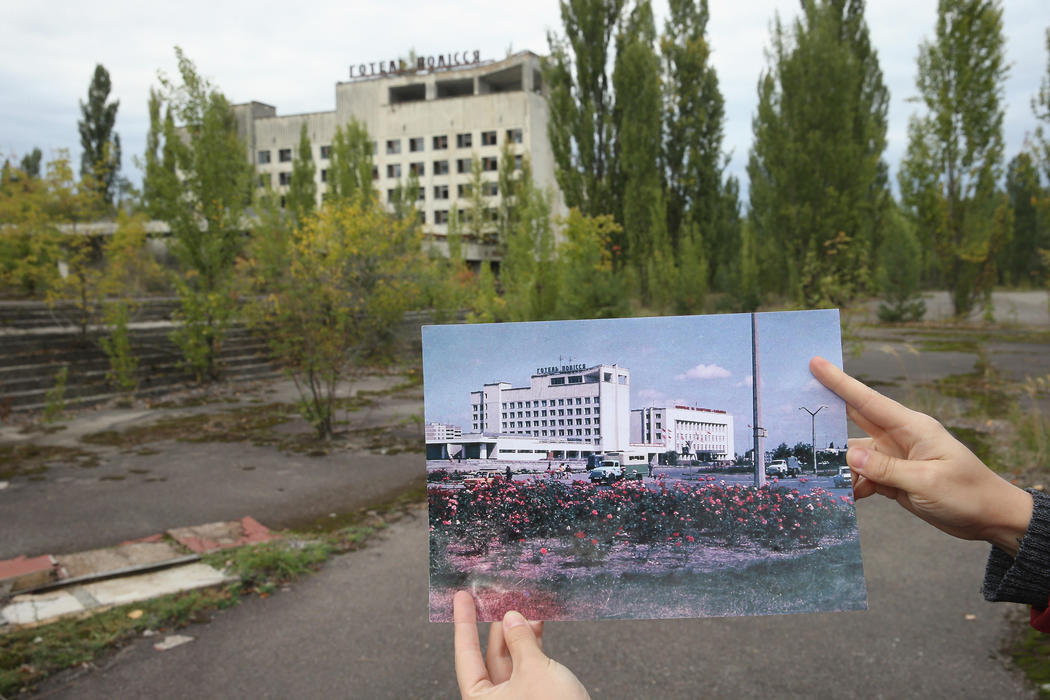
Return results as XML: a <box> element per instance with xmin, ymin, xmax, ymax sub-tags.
<box><xmin>799</xmin><ymin>405</ymin><xmax>826</xmax><ymax>475</ymax></box>
<box><xmin>752</xmin><ymin>313</ymin><xmax>765</xmax><ymax>487</ymax></box>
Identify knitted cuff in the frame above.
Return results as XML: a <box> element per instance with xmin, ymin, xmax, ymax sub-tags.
<box><xmin>983</xmin><ymin>489</ymin><xmax>1050</xmax><ymax>607</ymax></box>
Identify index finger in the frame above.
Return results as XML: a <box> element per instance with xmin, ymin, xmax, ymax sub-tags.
<box><xmin>809</xmin><ymin>356</ymin><xmax>917</xmax><ymax>437</ymax></box>
<box><xmin>454</xmin><ymin>591</ymin><xmax>492</xmax><ymax>696</ymax></box>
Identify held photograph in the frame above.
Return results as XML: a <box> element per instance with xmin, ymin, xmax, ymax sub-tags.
<box><xmin>423</xmin><ymin>310</ymin><xmax>866</xmax><ymax>622</ymax></box>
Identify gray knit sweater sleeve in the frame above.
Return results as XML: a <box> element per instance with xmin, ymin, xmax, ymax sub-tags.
<box><xmin>983</xmin><ymin>489</ymin><xmax>1050</xmax><ymax>607</ymax></box>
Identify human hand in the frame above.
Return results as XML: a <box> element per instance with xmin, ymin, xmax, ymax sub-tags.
<box><xmin>810</xmin><ymin>356</ymin><xmax>1033</xmax><ymax>555</ymax></box>
<box><xmin>453</xmin><ymin>591</ymin><xmax>590</xmax><ymax>699</ymax></box>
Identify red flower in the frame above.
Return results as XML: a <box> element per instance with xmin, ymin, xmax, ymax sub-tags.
<box><xmin>540</xmin><ymin>547</ymin><xmax>548</xmax><ymax>555</ymax></box>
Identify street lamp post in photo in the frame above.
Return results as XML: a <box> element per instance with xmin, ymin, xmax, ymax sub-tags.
<box><xmin>799</xmin><ymin>405</ymin><xmax>826</xmax><ymax>475</ymax></box>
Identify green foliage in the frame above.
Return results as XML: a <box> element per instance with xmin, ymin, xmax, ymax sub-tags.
<box><xmin>877</xmin><ymin>204</ymin><xmax>927</xmax><ymax>322</ymax></box>
<box><xmin>221</xmin><ymin>540</ymin><xmax>331</xmax><ymax>589</ymax></box>
<box><xmin>20</xmin><ymin>148</ymin><xmax>42</xmax><ymax>179</ymax></box>
<box><xmin>43</xmin><ymin>365</ymin><xmax>68</xmax><ymax>423</ymax></box>
<box><xmin>899</xmin><ymin>0</ymin><xmax>1010</xmax><ymax>317</ymax></box>
<box><xmin>326</xmin><ymin>118</ymin><xmax>375</xmax><ymax>206</ymax></box>
<box><xmin>100</xmin><ymin>301</ymin><xmax>138</xmax><ymax>392</ymax></box>
<box><xmin>748</xmin><ymin>0</ymin><xmax>889</xmax><ymax>306</ymax></box>
<box><xmin>145</xmin><ymin>48</ymin><xmax>253</xmax><ymax>380</ymax></box>
<box><xmin>247</xmin><ymin>201</ymin><xmax>423</xmax><ymax>439</ymax></box>
<box><xmin>554</xmin><ymin>210</ymin><xmax>628</xmax><ymax>319</ymax></box>
<box><xmin>545</xmin><ymin>0</ymin><xmax>624</xmax><ymax>217</ymax></box>
<box><xmin>78</xmin><ymin>64</ymin><xmax>121</xmax><ymax>208</ymax></box>
<box><xmin>286</xmin><ymin>123</ymin><xmax>317</xmax><ymax>225</ymax></box>
<box><xmin>1001</xmin><ymin>151</ymin><xmax>1048</xmax><ymax>287</ymax></box>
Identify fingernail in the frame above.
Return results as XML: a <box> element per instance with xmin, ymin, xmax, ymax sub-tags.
<box><xmin>850</xmin><ymin>447</ymin><xmax>869</xmax><ymax>471</ymax></box>
<box><xmin>504</xmin><ymin>611</ymin><xmax>526</xmax><ymax>628</ymax></box>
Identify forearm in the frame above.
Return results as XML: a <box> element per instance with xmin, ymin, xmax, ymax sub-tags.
<box><xmin>984</xmin><ymin>490</ymin><xmax>1050</xmax><ymax>607</ymax></box>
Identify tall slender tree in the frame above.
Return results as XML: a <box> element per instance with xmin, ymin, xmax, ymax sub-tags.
<box><xmin>545</xmin><ymin>0</ymin><xmax>625</xmax><ymax>218</ymax></box>
<box><xmin>748</xmin><ymin>0</ymin><xmax>889</xmax><ymax>305</ymax></box>
<box><xmin>287</xmin><ymin>123</ymin><xmax>317</xmax><ymax>225</ymax></box>
<box><xmin>612</xmin><ymin>0</ymin><xmax>668</xmax><ymax>302</ymax></box>
<box><xmin>78</xmin><ymin>64</ymin><xmax>121</xmax><ymax>208</ymax></box>
<box><xmin>1000</xmin><ymin>151</ymin><xmax>1046</xmax><ymax>286</ymax></box>
<box><xmin>898</xmin><ymin>0</ymin><xmax>1010</xmax><ymax>316</ymax></box>
<box><xmin>327</xmin><ymin>119</ymin><xmax>375</xmax><ymax>206</ymax></box>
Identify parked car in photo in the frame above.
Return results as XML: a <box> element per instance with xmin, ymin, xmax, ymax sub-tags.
<box><xmin>765</xmin><ymin>459</ymin><xmax>789</xmax><ymax>478</ymax></box>
<box><xmin>589</xmin><ymin>466</ymin><xmax>623</xmax><ymax>484</ymax></box>
<box><xmin>463</xmin><ymin>468</ymin><xmax>505</xmax><ymax>487</ymax></box>
<box><xmin>833</xmin><ymin>466</ymin><xmax>852</xmax><ymax>489</ymax></box>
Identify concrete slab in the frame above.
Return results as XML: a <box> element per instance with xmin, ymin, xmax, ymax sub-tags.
<box><xmin>80</xmin><ymin>563</ymin><xmax>234</xmax><ymax>607</ymax></box>
<box><xmin>0</xmin><ymin>554</ymin><xmax>58</xmax><ymax>595</ymax></box>
<box><xmin>56</xmin><ymin>540</ymin><xmax>182</xmax><ymax>579</ymax></box>
<box><xmin>167</xmin><ymin>516</ymin><xmax>278</xmax><ymax>554</ymax></box>
<box><xmin>2</xmin><ymin>589</ymin><xmax>84</xmax><ymax>625</ymax></box>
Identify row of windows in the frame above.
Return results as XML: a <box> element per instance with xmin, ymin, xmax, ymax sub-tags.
<box><xmin>501</xmin><ymin>407</ymin><xmax>594</xmax><ymax>419</ymax></box>
<box><xmin>260</xmin><ymin>169</ymin><xmax>508</xmax><ymax>200</ymax></box>
<box><xmin>484</xmin><ymin>397</ymin><xmax>598</xmax><ymax>411</ymax></box>
<box><xmin>477</xmin><ymin>428</ymin><xmax>600</xmax><ymax>439</ymax></box>
<box><xmin>502</xmin><ymin>418</ymin><xmax>595</xmax><ymax>428</ymax></box>
<box><xmin>257</xmin><ymin>129</ymin><xmax>522</xmax><ymax>166</ymax></box>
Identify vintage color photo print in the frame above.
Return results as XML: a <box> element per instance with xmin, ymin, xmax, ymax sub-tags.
<box><xmin>424</xmin><ymin>310</ymin><xmax>866</xmax><ymax>622</ymax></box>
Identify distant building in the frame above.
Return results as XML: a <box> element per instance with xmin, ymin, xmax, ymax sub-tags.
<box><xmin>232</xmin><ymin>51</ymin><xmax>563</xmax><ymax>266</ymax></box>
<box><xmin>631</xmin><ymin>406</ymin><xmax>734</xmax><ymax>462</ymax></box>
<box><xmin>425</xmin><ymin>422</ymin><xmax>462</xmax><ymax>441</ymax></box>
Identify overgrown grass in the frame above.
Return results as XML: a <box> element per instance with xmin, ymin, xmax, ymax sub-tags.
<box><xmin>1006</xmin><ymin>618</ymin><xmax>1050</xmax><ymax>698</ymax></box>
<box><xmin>0</xmin><ymin>444</ymin><xmax>99</xmax><ymax>480</ymax></box>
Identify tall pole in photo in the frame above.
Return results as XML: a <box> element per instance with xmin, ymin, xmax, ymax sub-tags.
<box><xmin>799</xmin><ymin>405</ymin><xmax>826</xmax><ymax>475</ymax></box>
<box><xmin>751</xmin><ymin>312</ymin><xmax>766</xmax><ymax>487</ymax></box>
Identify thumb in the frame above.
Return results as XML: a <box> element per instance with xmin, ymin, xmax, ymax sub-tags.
<box><xmin>849</xmin><ymin>445</ymin><xmax>923</xmax><ymax>494</ymax></box>
<box><xmin>501</xmin><ymin>611</ymin><xmax>547</xmax><ymax>669</ymax></box>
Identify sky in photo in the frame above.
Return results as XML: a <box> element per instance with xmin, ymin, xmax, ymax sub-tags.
<box><xmin>423</xmin><ymin>310</ymin><xmax>848</xmax><ymax>456</ymax></box>
<box><xmin>2</xmin><ymin>1</ymin><xmax>1046</xmax><ymax>196</ymax></box>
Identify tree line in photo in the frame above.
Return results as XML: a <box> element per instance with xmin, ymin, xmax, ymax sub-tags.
<box><xmin>1</xmin><ymin>1</ymin><xmax>1048</xmax><ymax>435</ymax></box>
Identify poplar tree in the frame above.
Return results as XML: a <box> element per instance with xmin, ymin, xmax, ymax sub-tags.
<box><xmin>748</xmin><ymin>0</ymin><xmax>889</xmax><ymax>305</ymax></box>
<box><xmin>287</xmin><ymin>123</ymin><xmax>317</xmax><ymax>225</ymax></box>
<box><xmin>899</xmin><ymin>0</ymin><xmax>1009</xmax><ymax>317</ymax></box>
<box><xmin>78</xmin><ymin>64</ymin><xmax>121</xmax><ymax>208</ymax></box>
<box><xmin>144</xmin><ymin>48</ymin><xmax>253</xmax><ymax>380</ymax></box>
<box><xmin>1001</xmin><ymin>152</ymin><xmax>1047</xmax><ymax>286</ymax></box>
<box><xmin>612</xmin><ymin>0</ymin><xmax>668</xmax><ymax>303</ymax></box>
<box><xmin>327</xmin><ymin>118</ymin><xmax>375</xmax><ymax>206</ymax></box>
<box><xmin>545</xmin><ymin>0</ymin><xmax>625</xmax><ymax>218</ymax></box>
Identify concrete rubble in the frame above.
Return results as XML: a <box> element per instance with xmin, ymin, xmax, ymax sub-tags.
<box><xmin>0</xmin><ymin>517</ymin><xmax>278</xmax><ymax>629</ymax></box>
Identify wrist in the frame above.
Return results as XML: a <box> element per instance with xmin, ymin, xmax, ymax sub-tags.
<box><xmin>983</xmin><ymin>487</ymin><xmax>1034</xmax><ymax>557</ymax></box>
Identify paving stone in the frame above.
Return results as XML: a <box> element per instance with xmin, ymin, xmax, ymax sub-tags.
<box><xmin>2</xmin><ymin>590</ymin><xmax>84</xmax><ymax>625</ymax></box>
<box><xmin>0</xmin><ymin>554</ymin><xmax>58</xmax><ymax>595</ymax></box>
<box><xmin>80</xmin><ymin>563</ymin><xmax>234</xmax><ymax>607</ymax></box>
<box><xmin>56</xmin><ymin>540</ymin><xmax>181</xmax><ymax>579</ymax></box>
<box><xmin>167</xmin><ymin>516</ymin><xmax>278</xmax><ymax>554</ymax></box>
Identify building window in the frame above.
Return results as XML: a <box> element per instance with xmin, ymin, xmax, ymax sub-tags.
<box><xmin>387</xmin><ymin>163</ymin><xmax>401</xmax><ymax>178</ymax></box>
<box><xmin>321</xmin><ymin>169</ymin><xmax>327</xmax><ymax>183</ymax></box>
<box><xmin>618</xmin><ymin>375</ymin><xmax>628</xmax><ymax>384</ymax></box>
<box><xmin>386</xmin><ymin>139</ymin><xmax>401</xmax><ymax>155</ymax></box>
<box><xmin>278</xmin><ymin>172</ymin><xmax>291</xmax><ymax>186</ymax></box>
<box><xmin>434</xmin><ymin>210</ymin><xmax>449</xmax><ymax>224</ymax></box>
<box><xmin>418</xmin><ymin>186</ymin><xmax>425</xmax><ymax>201</ymax></box>
<box><xmin>482</xmin><ymin>181</ymin><xmax>499</xmax><ymax>196</ymax></box>
<box><xmin>457</xmin><ymin>133</ymin><xmax>472</xmax><ymax>148</ymax></box>
<box><xmin>482</xmin><ymin>156</ymin><xmax>498</xmax><ymax>172</ymax></box>
<box><xmin>279</xmin><ymin>148</ymin><xmax>292</xmax><ymax>163</ymax></box>
<box><xmin>409</xmin><ymin>162</ymin><xmax>425</xmax><ymax>176</ymax></box>
<box><xmin>258</xmin><ymin>173</ymin><xmax>271</xmax><ymax>188</ymax></box>
<box><xmin>568</xmin><ymin>375</ymin><xmax>582</xmax><ymax>384</ymax></box>
<box><xmin>409</xmin><ymin>137</ymin><xmax>425</xmax><ymax>152</ymax></box>
<box><xmin>320</xmin><ymin>145</ymin><xmax>331</xmax><ymax>159</ymax></box>
<box><xmin>457</xmin><ymin>183</ymin><xmax>472</xmax><ymax>197</ymax></box>
<box><xmin>456</xmin><ymin>158</ymin><xmax>471</xmax><ymax>174</ymax></box>
<box><xmin>514</xmin><ymin>154</ymin><xmax>523</xmax><ymax>170</ymax></box>
<box><xmin>258</xmin><ymin>150</ymin><xmax>271</xmax><ymax>165</ymax></box>
<box><xmin>433</xmin><ymin>160</ymin><xmax>450</xmax><ymax>176</ymax></box>
<box><xmin>604</xmin><ymin>372</ymin><xmax>612</xmax><ymax>382</ymax></box>
<box><xmin>550</xmin><ymin>377</ymin><xmax>565</xmax><ymax>386</ymax></box>
<box><xmin>434</xmin><ymin>185</ymin><xmax>449</xmax><ymax>200</ymax></box>
<box><xmin>481</xmin><ymin>130</ymin><xmax>497</xmax><ymax>146</ymax></box>
<box><xmin>506</xmin><ymin>128</ymin><xmax>523</xmax><ymax>144</ymax></box>
<box><xmin>433</xmin><ymin>135</ymin><xmax>448</xmax><ymax>150</ymax></box>
<box><xmin>387</xmin><ymin>189</ymin><xmax>396</xmax><ymax>202</ymax></box>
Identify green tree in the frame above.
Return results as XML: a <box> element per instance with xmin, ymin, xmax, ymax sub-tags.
<box><xmin>545</xmin><ymin>0</ymin><xmax>625</xmax><ymax>217</ymax></box>
<box><xmin>78</xmin><ymin>64</ymin><xmax>121</xmax><ymax>208</ymax></box>
<box><xmin>612</xmin><ymin>0</ymin><xmax>669</xmax><ymax>305</ymax></box>
<box><xmin>1031</xmin><ymin>28</ymin><xmax>1050</xmax><ymax>287</ymax></box>
<box><xmin>286</xmin><ymin>123</ymin><xmax>317</xmax><ymax>225</ymax></box>
<box><xmin>248</xmin><ymin>201</ymin><xmax>423</xmax><ymax>438</ymax></box>
<box><xmin>876</xmin><ymin>202</ymin><xmax>926</xmax><ymax>322</ymax></box>
<box><xmin>19</xmin><ymin>148</ymin><xmax>42</xmax><ymax>179</ymax></box>
<box><xmin>899</xmin><ymin>0</ymin><xmax>1010</xmax><ymax>317</ymax></box>
<box><xmin>327</xmin><ymin>118</ymin><xmax>375</xmax><ymax>206</ymax></box>
<box><xmin>144</xmin><ymin>47</ymin><xmax>254</xmax><ymax>380</ymax></box>
<box><xmin>1001</xmin><ymin>151</ymin><xmax>1047</xmax><ymax>286</ymax></box>
<box><xmin>748</xmin><ymin>0</ymin><xmax>889</xmax><ymax>305</ymax></box>
<box><xmin>660</xmin><ymin>0</ymin><xmax>726</xmax><ymax>257</ymax></box>
<box><xmin>553</xmin><ymin>210</ymin><xmax>628</xmax><ymax>319</ymax></box>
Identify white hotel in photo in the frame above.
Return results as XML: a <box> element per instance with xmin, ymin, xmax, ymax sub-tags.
<box><xmin>232</xmin><ymin>50</ymin><xmax>563</xmax><ymax>265</ymax></box>
<box><xmin>425</xmin><ymin>363</ymin><xmax>735</xmax><ymax>462</ymax></box>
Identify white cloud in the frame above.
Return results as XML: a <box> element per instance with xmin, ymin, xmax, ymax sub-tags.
<box><xmin>676</xmin><ymin>363</ymin><xmax>731</xmax><ymax>381</ymax></box>
<box><xmin>637</xmin><ymin>388</ymin><xmax>665</xmax><ymax>402</ymax></box>
<box><xmin>735</xmin><ymin>375</ymin><xmax>754</xmax><ymax>388</ymax></box>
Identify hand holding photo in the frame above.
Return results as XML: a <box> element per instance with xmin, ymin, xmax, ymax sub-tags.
<box><xmin>424</xmin><ymin>310</ymin><xmax>866</xmax><ymax>621</ymax></box>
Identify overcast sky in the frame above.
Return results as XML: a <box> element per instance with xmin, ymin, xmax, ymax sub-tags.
<box><xmin>2</xmin><ymin>1</ymin><xmax>1046</xmax><ymax>198</ymax></box>
<box><xmin>422</xmin><ymin>310</ymin><xmax>847</xmax><ymax>456</ymax></box>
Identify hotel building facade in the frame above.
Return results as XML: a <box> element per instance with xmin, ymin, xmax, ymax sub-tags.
<box><xmin>232</xmin><ymin>51</ymin><xmax>562</xmax><ymax>264</ymax></box>
<box><xmin>631</xmin><ymin>405</ymin><xmax>734</xmax><ymax>462</ymax></box>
